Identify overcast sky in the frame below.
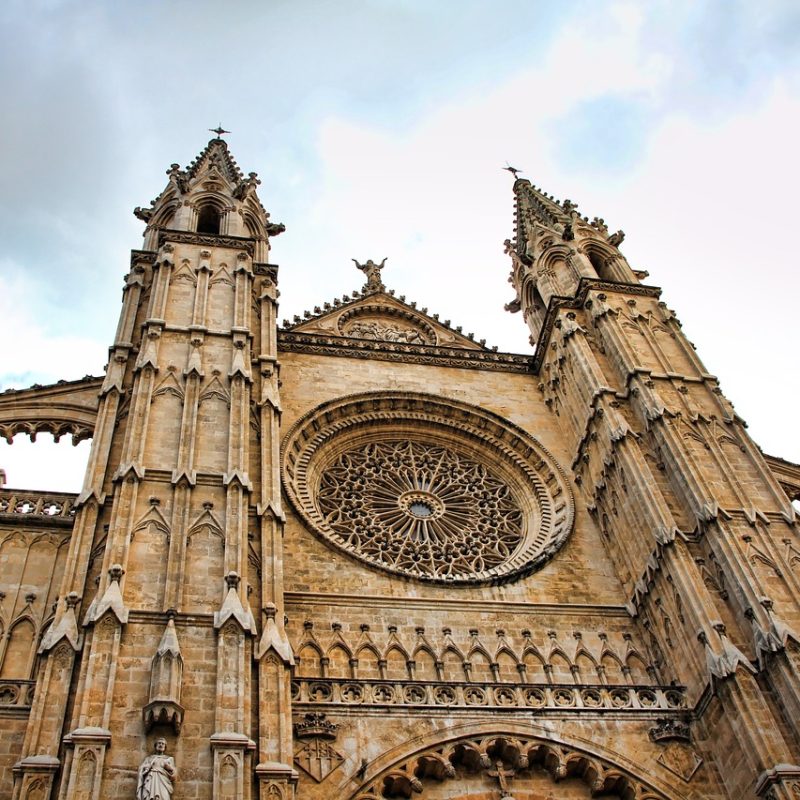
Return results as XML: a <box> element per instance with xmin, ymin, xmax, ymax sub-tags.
<box><xmin>1</xmin><ymin>0</ymin><xmax>799</xmax><ymax>491</ymax></box>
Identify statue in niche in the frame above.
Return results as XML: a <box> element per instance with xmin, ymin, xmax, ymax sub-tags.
<box><xmin>136</xmin><ymin>737</ymin><xmax>176</xmax><ymax>800</ymax></box>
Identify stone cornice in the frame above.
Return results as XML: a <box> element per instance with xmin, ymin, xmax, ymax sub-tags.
<box><xmin>532</xmin><ymin>278</ymin><xmax>662</xmax><ymax>373</ymax></box>
<box><xmin>277</xmin><ymin>331</ymin><xmax>533</xmax><ymax>373</ymax></box>
<box><xmin>158</xmin><ymin>228</ymin><xmax>255</xmax><ymax>255</ymax></box>
<box><xmin>285</xmin><ymin>592</ymin><xmax>629</xmax><ymax>617</ymax></box>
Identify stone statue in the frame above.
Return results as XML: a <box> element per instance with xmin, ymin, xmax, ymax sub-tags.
<box><xmin>136</xmin><ymin>738</ymin><xmax>176</xmax><ymax>800</ymax></box>
<box><xmin>352</xmin><ymin>257</ymin><xmax>387</xmax><ymax>292</ymax></box>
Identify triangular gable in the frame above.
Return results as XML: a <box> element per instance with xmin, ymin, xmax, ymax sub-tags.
<box><xmin>281</xmin><ymin>288</ymin><xmax>488</xmax><ymax>351</ymax></box>
<box><xmin>184</xmin><ymin>137</ymin><xmax>245</xmax><ymax>186</ymax></box>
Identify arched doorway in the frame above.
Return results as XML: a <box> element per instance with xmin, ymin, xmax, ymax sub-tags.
<box><xmin>348</xmin><ymin>733</ymin><xmax>681</xmax><ymax>800</ymax></box>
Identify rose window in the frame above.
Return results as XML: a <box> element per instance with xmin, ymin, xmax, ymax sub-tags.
<box><xmin>283</xmin><ymin>392</ymin><xmax>574</xmax><ymax>584</ymax></box>
<box><xmin>317</xmin><ymin>440</ymin><xmax>523</xmax><ymax>578</ymax></box>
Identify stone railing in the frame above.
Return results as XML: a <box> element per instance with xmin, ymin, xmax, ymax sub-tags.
<box><xmin>0</xmin><ymin>489</ymin><xmax>78</xmax><ymax>527</ymax></box>
<box><xmin>292</xmin><ymin>677</ymin><xmax>686</xmax><ymax>713</ymax></box>
<box><xmin>0</xmin><ymin>679</ymin><xmax>35</xmax><ymax>710</ymax></box>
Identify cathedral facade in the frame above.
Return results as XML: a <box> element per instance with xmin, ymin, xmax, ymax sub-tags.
<box><xmin>1</xmin><ymin>138</ymin><xmax>800</xmax><ymax>800</ymax></box>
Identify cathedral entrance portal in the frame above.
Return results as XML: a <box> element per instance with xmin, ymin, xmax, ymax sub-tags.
<box><xmin>347</xmin><ymin>733</ymin><xmax>678</xmax><ymax>800</ymax></box>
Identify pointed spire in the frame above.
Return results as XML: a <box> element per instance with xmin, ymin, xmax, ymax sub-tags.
<box><xmin>39</xmin><ymin>592</ymin><xmax>82</xmax><ymax>653</ymax></box>
<box><xmin>84</xmin><ymin>565</ymin><xmax>129</xmax><ymax>625</ymax></box>
<box><xmin>255</xmin><ymin>602</ymin><xmax>294</xmax><ymax>664</ymax></box>
<box><xmin>214</xmin><ymin>571</ymin><xmax>256</xmax><ymax>633</ymax></box>
<box><xmin>134</xmin><ymin>138</ymin><xmax>284</xmax><ymax>259</ymax></box>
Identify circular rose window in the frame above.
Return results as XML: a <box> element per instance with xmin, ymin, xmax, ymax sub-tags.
<box><xmin>282</xmin><ymin>393</ymin><xmax>574</xmax><ymax>584</ymax></box>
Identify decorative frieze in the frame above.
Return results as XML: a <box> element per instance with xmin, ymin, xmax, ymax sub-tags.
<box><xmin>291</xmin><ymin>676</ymin><xmax>686</xmax><ymax>713</ymax></box>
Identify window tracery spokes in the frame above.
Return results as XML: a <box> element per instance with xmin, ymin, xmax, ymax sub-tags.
<box><xmin>283</xmin><ymin>392</ymin><xmax>575</xmax><ymax>584</ymax></box>
<box><xmin>317</xmin><ymin>440</ymin><xmax>523</xmax><ymax>579</ymax></box>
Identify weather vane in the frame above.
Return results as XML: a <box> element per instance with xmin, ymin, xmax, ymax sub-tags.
<box><xmin>503</xmin><ymin>163</ymin><xmax>522</xmax><ymax>179</ymax></box>
<box><xmin>209</xmin><ymin>124</ymin><xmax>230</xmax><ymax>139</ymax></box>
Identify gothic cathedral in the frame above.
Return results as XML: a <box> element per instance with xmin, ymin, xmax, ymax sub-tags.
<box><xmin>2</xmin><ymin>138</ymin><xmax>800</xmax><ymax>800</ymax></box>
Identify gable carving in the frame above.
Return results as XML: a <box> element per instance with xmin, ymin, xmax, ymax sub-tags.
<box><xmin>338</xmin><ymin>304</ymin><xmax>435</xmax><ymax>345</ymax></box>
<box><xmin>284</xmin><ymin>291</ymin><xmax>485</xmax><ymax>351</ymax></box>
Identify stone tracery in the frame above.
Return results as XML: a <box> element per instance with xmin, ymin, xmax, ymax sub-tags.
<box><xmin>317</xmin><ymin>439</ymin><xmax>523</xmax><ymax>579</ymax></box>
<box><xmin>282</xmin><ymin>392</ymin><xmax>575</xmax><ymax>584</ymax></box>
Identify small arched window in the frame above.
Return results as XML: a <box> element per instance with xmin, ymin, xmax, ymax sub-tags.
<box><xmin>197</xmin><ymin>205</ymin><xmax>221</xmax><ymax>235</ymax></box>
<box><xmin>588</xmin><ymin>251</ymin><xmax>610</xmax><ymax>280</ymax></box>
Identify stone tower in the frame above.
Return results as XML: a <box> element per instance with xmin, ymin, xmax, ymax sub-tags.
<box><xmin>1</xmin><ymin>140</ymin><xmax>800</xmax><ymax>800</ymax></box>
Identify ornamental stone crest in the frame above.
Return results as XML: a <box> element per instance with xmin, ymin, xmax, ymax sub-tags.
<box><xmin>293</xmin><ymin>713</ymin><xmax>344</xmax><ymax>783</ymax></box>
<box><xmin>282</xmin><ymin>392</ymin><xmax>574</xmax><ymax>584</ymax></box>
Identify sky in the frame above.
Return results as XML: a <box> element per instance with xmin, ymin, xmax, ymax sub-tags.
<box><xmin>1</xmin><ymin>0</ymin><xmax>799</xmax><ymax>492</ymax></box>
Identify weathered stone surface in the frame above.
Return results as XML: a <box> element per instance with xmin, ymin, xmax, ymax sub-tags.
<box><xmin>1</xmin><ymin>141</ymin><xmax>798</xmax><ymax>800</ymax></box>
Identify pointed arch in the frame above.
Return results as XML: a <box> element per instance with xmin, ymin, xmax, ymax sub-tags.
<box><xmin>467</xmin><ymin>645</ymin><xmax>493</xmax><ymax>683</ymax></box>
<box><xmin>325</xmin><ymin>643</ymin><xmax>352</xmax><ymax>679</ymax></box>
<box><xmin>441</xmin><ymin>647</ymin><xmax>467</xmax><ymax>682</ymax></box>
<box><xmin>600</xmin><ymin>650</ymin><xmax>626</xmax><ymax>685</ymax></box>
<box><xmin>355</xmin><ymin>642</ymin><xmax>382</xmax><ymax>680</ymax></box>
<box><xmin>522</xmin><ymin>646</ymin><xmax>548</xmax><ymax>683</ymax></box>
<box><xmin>411</xmin><ymin>645</ymin><xmax>437</xmax><ymax>681</ymax></box>
<box><xmin>1</xmin><ymin>617</ymin><xmax>36</xmax><ymax>678</ymax></box>
<box><xmin>574</xmin><ymin>648</ymin><xmax>599</xmax><ymax>683</ymax></box>
<box><xmin>384</xmin><ymin>645</ymin><xmax>410</xmax><ymax>681</ymax></box>
<box><xmin>495</xmin><ymin>647</ymin><xmax>520</xmax><ymax>683</ymax></box>
<box><xmin>149</xmin><ymin>193</ymin><xmax>181</xmax><ymax>229</ymax></box>
<box><xmin>625</xmin><ymin>650</ymin><xmax>651</xmax><ymax>684</ymax></box>
<box><xmin>344</xmin><ymin>723</ymin><xmax>683</xmax><ymax>800</ymax></box>
<box><xmin>296</xmin><ymin>643</ymin><xmax>323</xmax><ymax>679</ymax></box>
<box><xmin>547</xmin><ymin>649</ymin><xmax>573</xmax><ymax>684</ymax></box>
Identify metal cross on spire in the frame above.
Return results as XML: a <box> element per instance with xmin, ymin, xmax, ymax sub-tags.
<box><xmin>209</xmin><ymin>124</ymin><xmax>231</xmax><ymax>139</ymax></box>
<box><xmin>503</xmin><ymin>163</ymin><xmax>522</xmax><ymax>179</ymax></box>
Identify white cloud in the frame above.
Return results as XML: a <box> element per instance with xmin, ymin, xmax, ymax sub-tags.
<box><xmin>2</xmin><ymin>0</ymin><xmax>799</xmax><ymax>493</ymax></box>
<box><xmin>0</xmin><ymin>271</ymin><xmax>107</xmax><ymax>387</ymax></box>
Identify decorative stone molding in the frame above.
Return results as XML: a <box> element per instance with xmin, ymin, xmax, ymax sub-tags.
<box><xmin>531</xmin><ymin>278</ymin><xmax>662</xmax><ymax>374</ymax></box>
<box><xmin>158</xmin><ymin>229</ymin><xmax>255</xmax><ymax>255</ymax></box>
<box><xmin>282</xmin><ymin>392</ymin><xmax>574</xmax><ymax>584</ymax></box>
<box><xmin>337</xmin><ymin>303</ymin><xmax>436</xmax><ymax>345</ymax></box>
<box><xmin>277</xmin><ymin>331</ymin><xmax>533</xmax><ymax>372</ymax></box>
<box><xmin>294</xmin><ymin>712</ymin><xmax>338</xmax><ymax>740</ymax></box>
<box><xmin>293</xmin><ymin>713</ymin><xmax>343</xmax><ymax>782</ymax></box>
<box><xmin>649</xmin><ymin>717</ymin><xmax>691</xmax><ymax>743</ymax></box>
<box><xmin>291</xmin><ymin>677</ymin><xmax>686</xmax><ymax>712</ymax></box>
<box><xmin>351</xmin><ymin>732</ymin><xmax>672</xmax><ymax>799</ymax></box>
<box><xmin>0</xmin><ymin>679</ymin><xmax>35</xmax><ymax>711</ymax></box>
<box><xmin>143</xmin><ymin>615</ymin><xmax>184</xmax><ymax>733</ymax></box>
<box><xmin>0</xmin><ymin>490</ymin><xmax>76</xmax><ymax>527</ymax></box>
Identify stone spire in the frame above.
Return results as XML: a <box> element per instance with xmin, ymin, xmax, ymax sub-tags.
<box><xmin>133</xmin><ymin>138</ymin><xmax>284</xmax><ymax>262</ymax></box>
